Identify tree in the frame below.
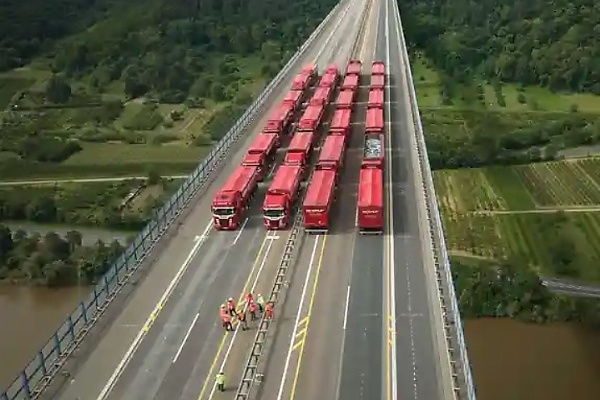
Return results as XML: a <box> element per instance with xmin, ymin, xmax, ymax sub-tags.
<box><xmin>45</xmin><ymin>74</ymin><xmax>72</xmax><ymax>103</ymax></box>
<box><xmin>0</xmin><ymin>225</ymin><xmax>14</xmax><ymax>262</ymax></box>
<box><xmin>147</xmin><ymin>170</ymin><xmax>161</xmax><ymax>185</ymax></box>
<box><xmin>65</xmin><ymin>230</ymin><xmax>82</xmax><ymax>252</ymax></box>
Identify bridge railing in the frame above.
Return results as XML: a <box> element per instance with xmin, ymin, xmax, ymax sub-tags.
<box><xmin>394</xmin><ymin>5</ymin><xmax>477</xmax><ymax>400</ymax></box>
<box><xmin>0</xmin><ymin>3</ymin><xmax>342</xmax><ymax>398</ymax></box>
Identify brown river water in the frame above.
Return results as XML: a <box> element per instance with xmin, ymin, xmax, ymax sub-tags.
<box><xmin>1</xmin><ymin>290</ymin><xmax>600</xmax><ymax>396</ymax></box>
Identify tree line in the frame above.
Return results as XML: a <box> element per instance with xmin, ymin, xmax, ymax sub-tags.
<box><xmin>452</xmin><ymin>258</ymin><xmax>600</xmax><ymax>328</ymax></box>
<box><xmin>0</xmin><ymin>225</ymin><xmax>125</xmax><ymax>286</ymax></box>
<box><xmin>400</xmin><ymin>0</ymin><xmax>600</xmax><ymax>93</ymax></box>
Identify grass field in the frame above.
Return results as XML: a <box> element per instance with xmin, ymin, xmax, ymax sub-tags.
<box><xmin>412</xmin><ymin>53</ymin><xmax>600</xmax><ymax>113</ymax></box>
<box><xmin>434</xmin><ymin>158</ymin><xmax>600</xmax><ymax>213</ymax></box>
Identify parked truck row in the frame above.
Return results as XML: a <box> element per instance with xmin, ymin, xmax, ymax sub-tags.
<box><xmin>302</xmin><ymin>59</ymin><xmax>363</xmax><ymax>232</ymax></box>
<box><xmin>357</xmin><ymin>61</ymin><xmax>386</xmax><ymax>233</ymax></box>
<box><xmin>211</xmin><ymin>63</ymin><xmax>317</xmax><ymax>230</ymax></box>
<box><xmin>263</xmin><ymin>62</ymin><xmax>342</xmax><ymax>230</ymax></box>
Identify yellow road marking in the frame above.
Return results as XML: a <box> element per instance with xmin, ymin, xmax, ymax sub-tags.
<box><xmin>288</xmin><ymin>235</ymin><xmax>328</xmax><ymax>400</ymax></box>
<box><xmin>196</xmin><ymin>232</ymin><xmax>272</xmax><ymax>400</ymax></box>
<box><xmin>292</xmin><ymin>339</ymin><xmax>304</xmax><ymax>352</ymax></box>
<box><xmin>295</xmin><ymin>328</ymin><xmax>307</xmax><ymax>339</ymax></box>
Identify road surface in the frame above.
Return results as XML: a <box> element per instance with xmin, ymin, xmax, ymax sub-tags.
<box><xmin>36</xmin><ymin>0</ymin><xmax>455</xmax><ymax>400</ymax></box>
<box><xmin>542</xmin><ymin>277</ymin><xmax>600</xmax><ymax>299</ymax></box>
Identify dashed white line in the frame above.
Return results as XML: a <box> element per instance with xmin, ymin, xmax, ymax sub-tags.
<box><xmin>233</xmin><ymin>218</ymin><xmax>248</xmax><ymax>245</ymax></box>
<box><xmin>172</xmin><ymin>313</ymin><xmax>199</xmax><ymax>363</ymax></box>
<box><xmin>343</xmin><ymin>285</ymin><xmax>351</xmax><ymax>330</ymax></box>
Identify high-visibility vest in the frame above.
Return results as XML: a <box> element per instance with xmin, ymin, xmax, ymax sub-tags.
<box><xmin>249</xmin><ymin>302</ymin><xmax>257</xmax><ymax>312</ymax></box>
<box><xmin>216</xmin><ymin>373</ymin><xmax>225</xmax><ymax>385</ymax></box>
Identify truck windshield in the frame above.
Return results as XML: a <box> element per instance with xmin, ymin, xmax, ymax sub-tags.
<box><xmin>264</xmin><ymin>208</ymin><xmax>285</xmax><ymax>219</ymax></box>
<box><xmin>213</xmin><ymin>207</ymin><xmax>234</xmax><ymax>217</ymax></box>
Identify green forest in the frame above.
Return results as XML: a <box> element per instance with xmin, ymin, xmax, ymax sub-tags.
<box><xmin>0</xmin><ymin>224</ymin><xmax>125</xmax><ymax>286</ymax></box>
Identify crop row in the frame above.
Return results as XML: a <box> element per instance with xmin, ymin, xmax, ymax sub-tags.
<box><xmin>441</xmin><ymin>211</ymin><xmax>600</xmax><ymax>281</ymax></box>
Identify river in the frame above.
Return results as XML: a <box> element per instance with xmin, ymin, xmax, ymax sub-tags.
<box><xmin>465</xmin><ymin>318</ymin><xmax>600</xmax><ymax>400</ymax></box>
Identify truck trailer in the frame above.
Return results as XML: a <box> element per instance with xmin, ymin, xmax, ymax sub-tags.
<box><xmin>362</xmin><ymin>133</ymin><xmax>384</xmax><ymax>170</ymax></box>
<box><xmin>302</xmin><ymin>169</ymin><xmax>337</xmax><ymax>232</ymax></box>
<box><xmin>316</xmin><ymin>134</ymin><xmax>346</xmax><ymax>172</ymax></box>
<box><xmin>283</xmin><ymin>89</ymin><xmax>304</xmax><ymax>111</ymax></box>
<box><xmin>335</xmin><ymin>89</ymin><xmax>355</xmax><ymax>109</ymax></box>
<box><xmin>298</xmin><ymin>104</ymin><xmax>325</xmax><ymax>132</ymax></box>
<box><xmin>365</xmin><ymin>107</ymin><xmax>384</xmax><ymax>134</ymax></box>
<box><xmin>370</xmin><ymin>74</ymin><xmax>385</xmax><ymax>90</ymax></box>
<box><xmin>341</xmin><ymin>74</ymin><xmax>359</xmax><ymax>91</ymax></box>
<box><xmin>262</xmin><ymin>164</ymin><xmax>303</xmax><ymax>230</ymax></box>
<box><xmin>346</xmin><ymin>59</ymin><xmax>363</xmax><ymax>76</ymax></box>
<box><xmin>242</xmin><ymin>133</ymin><xmax>279</xmax><ymax>181</ymax></box>
<box><xmin>329</xmin><ymin>108</ymin><xmax>352</xmax><ymax>138</ymax></box>
<box><xmin>368</xmin><ymin>88</ymin><xmax>384</xmax><ymax>109</ymax></box>
<box><xmin>357</xmin><ymin>167</ymin><xmax>383</xmax><ymax>233</ymax></box>
<box><xmin>372</xmin><ymin>61</ymin><xmax>385</xmax><ymax>76</ymax></box>
<box><xmin>309</xmin><ymin>86</ymin><xmax>333</xmax><ymax>106</ymax></box>
<box><xmin>284</xmin><ymin>131</ymin><xmax>314</xmax><ymax>177</ymax></box>
<box><xmin>212</xmin><ymin>165</ymin><xmax>260</xmax><ymax>230</ymax></box>
<box><xmin>264</xmin><ymin>102</ymin><xmax>294</xmax><ymax>134</ymax></box>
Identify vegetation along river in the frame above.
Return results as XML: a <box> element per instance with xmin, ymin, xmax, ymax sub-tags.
<box><xmin>465</xmin><ymin>318</ymin><xmax>600</xmax><ymax>400</ymax></box>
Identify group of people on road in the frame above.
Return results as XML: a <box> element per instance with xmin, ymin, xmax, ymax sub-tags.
<box><xmin>215</xmin><ymin>293</ymin><xmax>277</xmax><ymax>393</ymax></box>
<box><xmin>219</xmin><ymin>292</ymin><xmax>275</xmax><ymax>332</ymax></box>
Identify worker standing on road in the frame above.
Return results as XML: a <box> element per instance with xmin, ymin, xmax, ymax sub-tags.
<box><xmin>227</xmin><ymin>297</ymin><xmax>237</xmax><ymax>316</ymax></box>
<box><xmin>222</xmin><ymin>312</ymin><xmax>234</xmax><ymax>331</ymax></box>
<box><xmin>256</xmin><ymin>294</ymin><xmax>265</xmax><ymax>314</ymax></box>
<box><xmin>245</xmin><ymin>292</ymin><xmax>254</xmax><ymax>305</ymax></box>
<box><xmin>249</xmin><ymin>301</ymin><xmax>257</xmax><ymax>321</ymax></box>
<box><xmin>216</xmin><ymin>371</ymin><xmax>226</xmax><ymax>392</ymax></box>
<box><xmin>265</xmin><ymin>301</ymin><xmax>274</xmax><ymax>320</ymax></box>
<box><xmin>237</xmin><ymin>309</ymin><xmax>248</xmax><ymax>331</ymax></box>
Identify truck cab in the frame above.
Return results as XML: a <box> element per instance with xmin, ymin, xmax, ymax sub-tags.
<box><xmin>212</xmin><ymin>191</ymin><xmax>241</xmax><ymax>230</ymax></box>
<box><xmin>262</xmin><ymin>165</ymin><xmax>302</xmax><ymax>230</ymax></box>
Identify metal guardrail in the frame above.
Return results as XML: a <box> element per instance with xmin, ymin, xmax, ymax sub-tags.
<box><xmin>394</xmin><ymin>5</ymin><xmax>477</xmax><ymax>400</ymax></box>
<box><xmin>0</xmin><ymin>3</ymin><xmax>342</xmax><ymax>399</ymax></box>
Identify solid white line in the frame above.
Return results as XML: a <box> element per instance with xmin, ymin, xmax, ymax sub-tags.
<box><xmin>343</xmin><ymin>285</ymin><xmax>351</xmax><ymax>330</ymax></box>
<box><xmin>97</xmin><ymin>220</ymin><xmax>213</xmax><ymax>400</ymax></box>
<box><xmin>172</xmin><ymin>313</ymin><xmax>199</xmax><ymax>363</ymax></box>
<box><xmin>275</xmin><ymin>235</ymin><xmax>321</xmax><ymax>400</ymax></box>
<box><xmin>233</xmin><ymin>218</ymin><xmax>248</xmax><ymax>245</ymax></box>
<box><xmin>207</xmin><ymin>232</ymin><xmax>276</xmax><ymax>399</ymax></box>
<box><xmin>384</xmin><ymin>0</ymin><xmax>399</xmax><ymax>399</ymax></box>
<box><xmin>314</xmin><ymin>0</ymin><xmax>353</xmax><ymax>63</ymax></box>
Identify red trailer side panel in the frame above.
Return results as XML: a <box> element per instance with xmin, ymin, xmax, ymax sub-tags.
<box><xmin>324</xmin><ymin>64</ymin><xmax>339</xmax><ymax>75</ymax></box>
<box><xmin>247</xmin><ymin>132</ymin><xmax>278</xmax><ymax>154</ymax></box>
<box><xmin>372</xmin><ymin>61</ymin><xmax>385</xmax><ymax>76</ymax></box>
<box><xmin>366</xmin><ymin>107</ymin><xmax>384</xmax><ymax>133</ymax></box>
<box><xmin>302</xmin><ymin>63</ymin><xmax>317</xmax><ymax>76</ymax></box>
<box><xmin>298</xmin><ymin>104</ymin><xmax>324</xmax><ymax>131</ymax></box>
<box><xmin>341</xmin><ymin>74</ymin><xmax>359</xmax><ymax>91</ymax></box>
<box><xmin>330</xmin><ymin>108</ymin><xmax>352</xmax><ymax>137</ymax></box>
<box><xmin>336</xmin><ymin>90</ymin><xmax>355</xmax><ymax>108</ymax></box>
<box><xmin>368</xmin><ymin>88</ymin><xmax>384</xmax><ymax>109</ymax></box>
<box><xmin>284</xmin><ymin>131</ymin><xmax>313</xmax><ymax>166</ymax></box>
<box><xmin>317</xmin><ymin>135</ymin><xmax>346</xmax><ymax>171</ymax></box>
<box><xmin>310</xmin><ymin>86</ymin><xmax>332</xmax><ymax>106</ymax></box>
<box><xmin>264</xmin><ymin>103</ymin><xmax>292</xmax><ymax>133</ymax></box>
<box><xmin>319</xmin><ymin>72</ymin><xmax>338</xmax><ymax>88</ymax></box>
<box><xmin>302</xmin><ymin>169</ymin><xmax>336</xmax><ymax>230</ymax></box>
<box><xmin>357</xmin><ymin>168</ymin><xmax>383</xmax><ymax>231</ymax></box>
<box><xmin>283</xmin><ymin>90</ymin><xmax>303</xmax><ymax>109</ymax></box>
<box><xmin>292</xmin><ymin>72</ymin><xmax>310</xmax><ymax>91</ymax></box>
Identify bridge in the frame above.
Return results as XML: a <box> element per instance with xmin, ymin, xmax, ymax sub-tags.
<box><xmin>1</xmin><ymin>0</ymin><xmax>476</xmax><ymax>399</ymax></box>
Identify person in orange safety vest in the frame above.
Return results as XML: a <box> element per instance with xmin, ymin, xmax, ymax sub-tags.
<box><xmin>248</xmin><ymin>301</ymin><xmax>257</xmax><ymax>321</ymax></box>
<box><xmin>227</xmin><ymin>297</ymin><xmax>237</xmax><ymax>316</ymax></box>
<box><xmin>265</xmin><ymin>301</ymin><xmax>274</xmax><ymax>319</ymax></box>
<box><xmin>245</xmin><ymin>293</ymin><xmax>254</xmax><ymax>305</ymax></box>
<box><xmin>221</xmin><ymin>312</ymin><xmax>233</xmax><ymax>331</ymax></box>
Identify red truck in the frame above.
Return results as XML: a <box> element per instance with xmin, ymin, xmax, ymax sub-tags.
<box><xmin>309</xmin><ymin>85</ymin><xmax>333</xmax><ymax>106</ymax></box>
<box><xmin>298</xmin><ymin>104</ymin><xmax>325</xmax><ymax>132</ymax></box>
<box><xmin>302</xmin><ymin>169</ymin><xmax>337</xmax><ymax>232</ymax></box>
<box><xmin>291</xmin><ymin>67</ymin><xmax>316</xmax><ymax>91</ymax></box>
<box><xmin>262</xmin><ymin>164</ymin><xmax>303</xmax><ymax>229</ymax></box>
<box><xmin>316</xmin><ymin>134</ymin><xmax>346</xmax><ymax>172</ymax></box>
<box><xmin>362</xmin><ymin>133</ymin><xmax>384</xmax><ymax>170</ymax></box>
<box><xmin>284</xmin><ymin>131</ymin><xmax>314</xmax><ymax>176</ymax></box>
<box><xmin>242</xmin><ymin>133</ymin><xmax>279</xmax><ymax>181</ymax></box>
<box><xmin>370</xmin><ymin>74</ymin><xmax>385</xmax><ymax>90</ymax></box>
<box><xmin>372</xmin><ymin>61</ymin><xmax>385</xmax><ymax>76</ymax></box>
<box><xmin>330</xmin><ymin>108</ymin><xmax>352</xmax><ymax>138</ymax></box>
<box><xmin>301</xmin><ymin>63</ymin><xmax>318</xmax><ymax>86</ymax></box>
<box><xmin>212</xmin><ymin>165</ymin><xmax>260</xmax><ymax>230</ymax></box>
<box><xmin>283</xmin><ymin>89</ymin><xmax>304</xmax><ymax>111</ymax></box>
<box><xmin>335</xmin><ymin>89</ymin><xmax>355</xmax><ymax>109</ymax></box>
<box><xmin>264</xmin><ymin>102</ymin><xmax>294</xmax><ymax>134</ymax></box>
<box><xmin>366</xmin><ymin>107</ymin><xmax>384</xmax><ymax>134</ymax></box>
<box><xmin>357</xmin><ymin>167</ymin><xmax>383</xmax><ymax>233</ymax></box>
<box><xmin>346</xmin><ymin>60</ymin><xmax>363</xmax><ymax>76</ymax></box>
<box><xmin>341</xmin><ymin>74</ymin><xmax>359</xmax><ymax>91</ymax></box>
<box><xmin>368</xmin><ymin>88</ymin><xmax>384</xmax><ymax>109</ymax></box>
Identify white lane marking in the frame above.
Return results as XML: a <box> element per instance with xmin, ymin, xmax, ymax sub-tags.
<box><xmin>343</xmin><ymin>285</ymin><xmax>351</xmax><ymax>330</ymax></box>
<box><xmin>384</xmin><ymin>0</ymin><xmax>399</xmax><ymax>400</ymax></box>
<box><xmin>207</xmin><ymin>232</ymin><xmax>277</xmax><ymax>399</ymax></box>
<box><xmin>97</xmin><ymin>220</ymin><xmax>213</xmax><ymax>400</ymax></box>
<box><xmin>172</xmin><ymin>313</ymin><xmax>199</xmax><ymax>364</ymax></box>
<box><xmin>233</xmin><ymin>218</ymin><xmax>248</xmax><ymax>245</ymax></box>
<box><xmin>275</xmin><ymin>236</ymin><xmax>322</xmax><ymax>400</ymax></box>
<box><xmin>314</xmin><ymin>0</ymin><xmax>353</xmax><ymax>63</ymax></box>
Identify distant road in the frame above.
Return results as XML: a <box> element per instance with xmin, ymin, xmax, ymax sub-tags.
<box><xmin>474</xmin><ymin>207</ymin><xmax>600</xmax><ymax>215</ymax></box>
<box><xmin>542</xmin><ymin>277</ymin><xmax>600</xmax><ymax>299</ymax></box>
<box><xmin>0</xmin><ymin>175</ymin><xmax>188</xmax><ymax>186</ymax></box>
